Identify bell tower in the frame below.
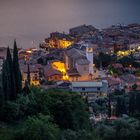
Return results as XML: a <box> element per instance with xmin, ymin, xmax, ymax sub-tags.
<box><xmin>86</xmin><ymin>43</ymin><xmax>93</xmax><ymax>75</ymax></box>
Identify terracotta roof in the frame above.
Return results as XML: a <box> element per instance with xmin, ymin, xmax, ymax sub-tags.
<box><xmin>76</xmin><ymin>58</ymin><xmax>90</xmax><ymax>65</ymax></box>
<box><xmin>44</xmin><ymin>65</ymin><xmax>62</xmax><ymax>77</ymax></box>
<box><xmin>20</xmin><ymin>64</ymin><xmax>39</xmax><ymax>73</ymax></box>
<box><xmin>103</xmin><ymin>77</ymin><xmax>121</xmax><ymax>86</ymax></box>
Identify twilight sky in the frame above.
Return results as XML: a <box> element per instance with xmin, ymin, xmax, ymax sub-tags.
<box><xmin>0</xmin><ymin>0</ymin><xmax>140</xmax><ymax>48</ymax></box>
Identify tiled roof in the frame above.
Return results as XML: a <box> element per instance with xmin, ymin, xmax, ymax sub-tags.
<box><xmin>20</xmin><ymin>64</ymin><xmax>39</xmax><ymax>73</ymax></box>
<box><xmin>72</xmin><ymin>81</ymin><xmax>103</xmax><ymax>88</ymax></box>
<box><xmin>103</xmin><ymin>77</ymin><xmax>121</xmax><ymax>86</ymax></box>
<box><xmin>120</xmin><ymin>74</ymin><xmax>137</xmax><ymax>83</ymax></box>
<box><xmin>44</xmin><ymin>65</ymin><xmax>62</xmax><ymax>77</ymax></box>
<box><xmin>76</xmin><ymin>58</ymin><xmax>90</xmax><ymax>65</ymax></box>
<box><xmin>65</xmin><ymin>47</ymin><xmax>86</xmax><ymax>59</ymax></box>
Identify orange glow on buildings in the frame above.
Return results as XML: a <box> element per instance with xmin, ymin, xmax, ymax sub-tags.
<box><xmin>51</xmin><ymin>61</ymin><xmax>69</xmax><ymax>80</ymax></box>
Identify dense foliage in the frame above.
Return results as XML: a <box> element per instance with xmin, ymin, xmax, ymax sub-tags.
<box><xmin>1</xmin><ymin>42</ymin><xmax>22</xmax><ymax>101</ymax></box>
<box><xmin>0</xmin><ymin>87</ymin><xmax>93</xmax><ymax>140</ymax></box>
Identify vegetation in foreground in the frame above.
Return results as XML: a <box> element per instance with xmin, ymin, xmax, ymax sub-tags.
<box><xmin>0</xmin><ymin>87</ymin><xmax>140</xmax><ymax>140</ymax></box>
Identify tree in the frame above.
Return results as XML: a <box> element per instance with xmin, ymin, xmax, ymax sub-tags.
<box><xmin>135</xmin><ymin>92</ymin><xmax>140</xmax><ymax>114</ymax></box>
<box><xmin>27</xmin><ymin>64</ymin><xmax>31</xmax><ymax>85</ymax></box>
<box><xmin>13</xmin><ymin>40</ymin><xmax>22</xmax><ymax>94</ymax></box>
<box><xmin>116</xmin><ymin>97</ymin><xmax>126</xmax><ymax>117</ymax></box>
<box><xmin>2</xmin><ymin>60</ymin><xmax>9</xmax><ymax>101</ymax></box>
<box><xmin>23</xmin><ymin>114</ymin><xmax>60</xmax><ymax>140</ymax></box>
<box><xmin>108</xmin><ymin>93</ymin><xmax>111</xmax><ymax>118</ymax></box>
<box><xmin>132</xmin><ymin>84</ymin><xmax>138</xmax><ymax>91</ymax></box>
<box><xmin>22</xmin><ymin>80</ymin><xmax>30</xmax><ymax>95</ymax></box>
<box><xmin>48</xmin><ymin>92</ymin><xmax>90</xmax><ymax>130</ymax></box>
<box><xmin>129</xmin><ymin>92</ymin><xmax>136</xmax><ymax>116</ymax></box>
<box><xmin>98</xmin><ymin>52</ymin><xmax>112</xmax><ymax>68</ymax></box>
<box><xmin>2</xmin><ymin>47</ymin><xmax>16</xmax><ymax>101</ymax></box>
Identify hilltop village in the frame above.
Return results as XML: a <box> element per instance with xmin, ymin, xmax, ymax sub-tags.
<box><xmin>1</xmin><ymin>24</ymin><xmax>140</xmax><ymax>95</ymax></box>
<box><xmin>1</xmin><ymin>23</ymin><xmax>140</xmax><ymax>121</ymax></box>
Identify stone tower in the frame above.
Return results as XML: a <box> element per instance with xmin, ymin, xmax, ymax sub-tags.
<box><xmin>86</xmin><ymin>43</ymin><xmax>93</xmax><ymax>75</ymax></box>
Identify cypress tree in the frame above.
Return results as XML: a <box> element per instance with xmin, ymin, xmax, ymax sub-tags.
<box><xmin>136</xmin><ymin>92</ymin><xmax>140</xmax><ymax>113</ymax></box>
<box><xmin>23</xmin><ymin>80</ymin><xmax>30</xmax><ymax>95</ymax></box>
<box><xmin>129</xmin><ymin>92</ymin><xmax>136</xmax><ymax>116</ymax></box>
<box><xmin>27</xmin><ymin>64</ymin><xmax>31</xmax><ymax>85</ymax></box>
<box><xmin>7</xmin><ymin>47</ymin><xmax>16</xmax><ymax>100</ymax></box>
<box><xmin>108</xmin><ymin>93</ymin><xmax>111</xmax><ymax>118</ymax></box>
<box><xmin>13</xmin><ymin>40</ymin><xmax>22</xmax><ymax>94</ymax></box>
<box><xmin>2</xmin><ymin>60</ymin><xmax>9</xmax><ymax>101</ymax></box>
<box><xmin>116</xmin><ymin>97</ymin><xmax>126</xmax><ymax>117</ymax></box>
<box><xmin>2</xmin><ymin>47</ymin><xmax>16</xmax><ymax>100</ymax></box>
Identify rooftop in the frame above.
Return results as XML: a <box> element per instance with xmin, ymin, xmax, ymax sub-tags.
<box><xmin>72</xmin><ymin>81</ymin><xmax>103</xmax><ymax>88</ymax></box>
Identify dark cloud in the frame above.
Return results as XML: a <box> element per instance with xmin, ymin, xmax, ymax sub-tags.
<box><xmin>0</xmin><ymin>0</ymin><xmax>139</xmax><ymax>48</ymax></box>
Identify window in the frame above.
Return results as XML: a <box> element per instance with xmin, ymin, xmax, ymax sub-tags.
<box><xmin>82</xmin><ymin>88</ymin><xmax>85</xmax><ymax>91</ymax></box>
<box><xmin>97</xmin><ymin>87</ymin><xmax>100</xmax><ymax>91</ymax></box>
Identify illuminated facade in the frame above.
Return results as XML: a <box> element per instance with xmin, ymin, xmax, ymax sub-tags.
<box><xmin>47</xmin><ymin>38</ymin><xmax>73</xmax><ymax>49</ymax></box>
<box><xmin>58</xmin><ymin>38</ymin><xmax>73</xmax><ymax>49</ymax></box>
<box><xmin>45</xmin><ymin>32</ymin><xmax>73</xmax><ymax>49</ymax></box>
<box><xmin>51</xmin><ymin>61</ymin><xmax>69</xmax><ymax>80</ymax></box>
<box><xmin>44</xmin><ymin>64</ymin><xmax>63</xmax><ymax>81</ymax></box>
<box><xmin>21</xmin><ymin>65</ymin><xmax>40</xmax><ymax>87</ymax></box>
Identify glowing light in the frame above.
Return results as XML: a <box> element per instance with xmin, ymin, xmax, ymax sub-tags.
<box><xmin>26</xmin><ymin>50</ymin><xmax>32</xmax><ymax>54</ymax></box>
<box><xmin>117</xmin><ymin>50</ymin><xmax>130</xmax><ymax>56</ymax></box>
<box><xmin>51</xmin><ymin>61</ymin><xmax>69</xmax><ymax>80</ymax></box>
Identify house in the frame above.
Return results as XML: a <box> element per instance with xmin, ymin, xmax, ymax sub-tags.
<box><xmin>71</xmin><ymin>80</ymin><xmax>108</xmax><ymax>100</ymax></box>
<box><xmin>44</xmin><ymin>65</ymin><xmax>63</xmax><ymax>81</ymax></box>
<box><xmin>129</xmin><ymin>42</ymin><xmax>140</xmax><ymax>50</ymax></box>
<box><xmin>45</xmin><ymin>32</ymin><xmax>74</xmax><ymax>49</ymax></box>
<box><xmin>103</xmin><ymin>77</ymin><xmax>123</xmax><ymax>93</ymax></box>
<box><xmin>64</xmin><ymin>43</ymin><xmax>99</xmax><ymax>81</ymax></box>
<box><xmin>69</xmin><ymin>24</ymin><xmax>98</xmax><ymax>37</ymax></box>
<box><xmin>20</xmin><ymin>64</ymin><xmax>40</xmax><ymax>87</ymax></box>
<box><xmin>120</xmin><ymin>74</ymin><xmax>138</xmax><ymax>92</ymax></box>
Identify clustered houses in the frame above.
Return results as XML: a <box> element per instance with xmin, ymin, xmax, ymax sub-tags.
<box><xmin>1</xmin><ymin>23</ymin><xmax>140</xmax><ymax>100</ymax></box>
<box><xmin>69</xmin><ymin>24</ymin><xmax>98</xmax><ymax>38</ymax></box>
<box><xmin>44</xmin><ymin>32</ymin><xmax>74</xmax><ymax>49</ymax></box>
<box><xmin>21</xmin><ymin>64</ymin><xmax>41</xmax><ymax>87</ymax></box>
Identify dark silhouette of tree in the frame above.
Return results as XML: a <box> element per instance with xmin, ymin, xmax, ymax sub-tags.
<box><xmin>2</xmin><ymin>47</ymin><xmax>16</xmax><ymax>101</ymax></box>
<box><xmin>108</xmin><ymin>93</ymin><xmax>111</xmax><ymax>118</ymax></box>
<box><xmin>27</xmin><ymin>64</ymin><xmax>31</xmax><ymax>85</ymax></box>
<box><xmin>116</xmin><ymin>97</ymin><xmax>126</xmax><ymax>117</ymax></box>
<box><xmin>13</xmin><ymin>40</ymin><xmax>22</xmax><ymax>94</ymax></box>
<box><xmin>129</xmin><ymin>92</ymin><xmax>136</xmax><ymax>116</ymax></box>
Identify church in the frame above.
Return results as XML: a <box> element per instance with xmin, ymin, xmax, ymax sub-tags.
<box><xmin>64</xmin><ymin>42</ymin><xmax>99</xmax><ymax>82</ymax></box>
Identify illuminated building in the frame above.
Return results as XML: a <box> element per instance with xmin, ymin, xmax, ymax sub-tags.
<box><xmin>21</xmin><ymin>64</ymin><xmax>40</xmax><ymax>87</ymax></box>
<box><xmin>45</xmin><ymin>32</ymin><xmax>74</xmax><ymax>49</ymax></box>
<box><xmin>51</xmin><ymin>61</ymin><xmax>69</xmax><ymax>80</ymax></box>
<box><xmin>44</xmin><ymin>65</ymin><xmax>63</xmax><ymax>81</ymax></box>
<box><xmin>64</xmin><ymin>44</ymin><xmax>99</xmax><ymax>81</ymax></box>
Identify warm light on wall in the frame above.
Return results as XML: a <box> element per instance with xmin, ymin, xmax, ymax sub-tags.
<box><xmin>26</xmin><ymin>50</ymin><xmax>32</xmax><ymax>54</ymax></box>
<box><xmin>52</xmin><ymin>61</ymin><xmax>69</xmax><ymax>80</ymax></box>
